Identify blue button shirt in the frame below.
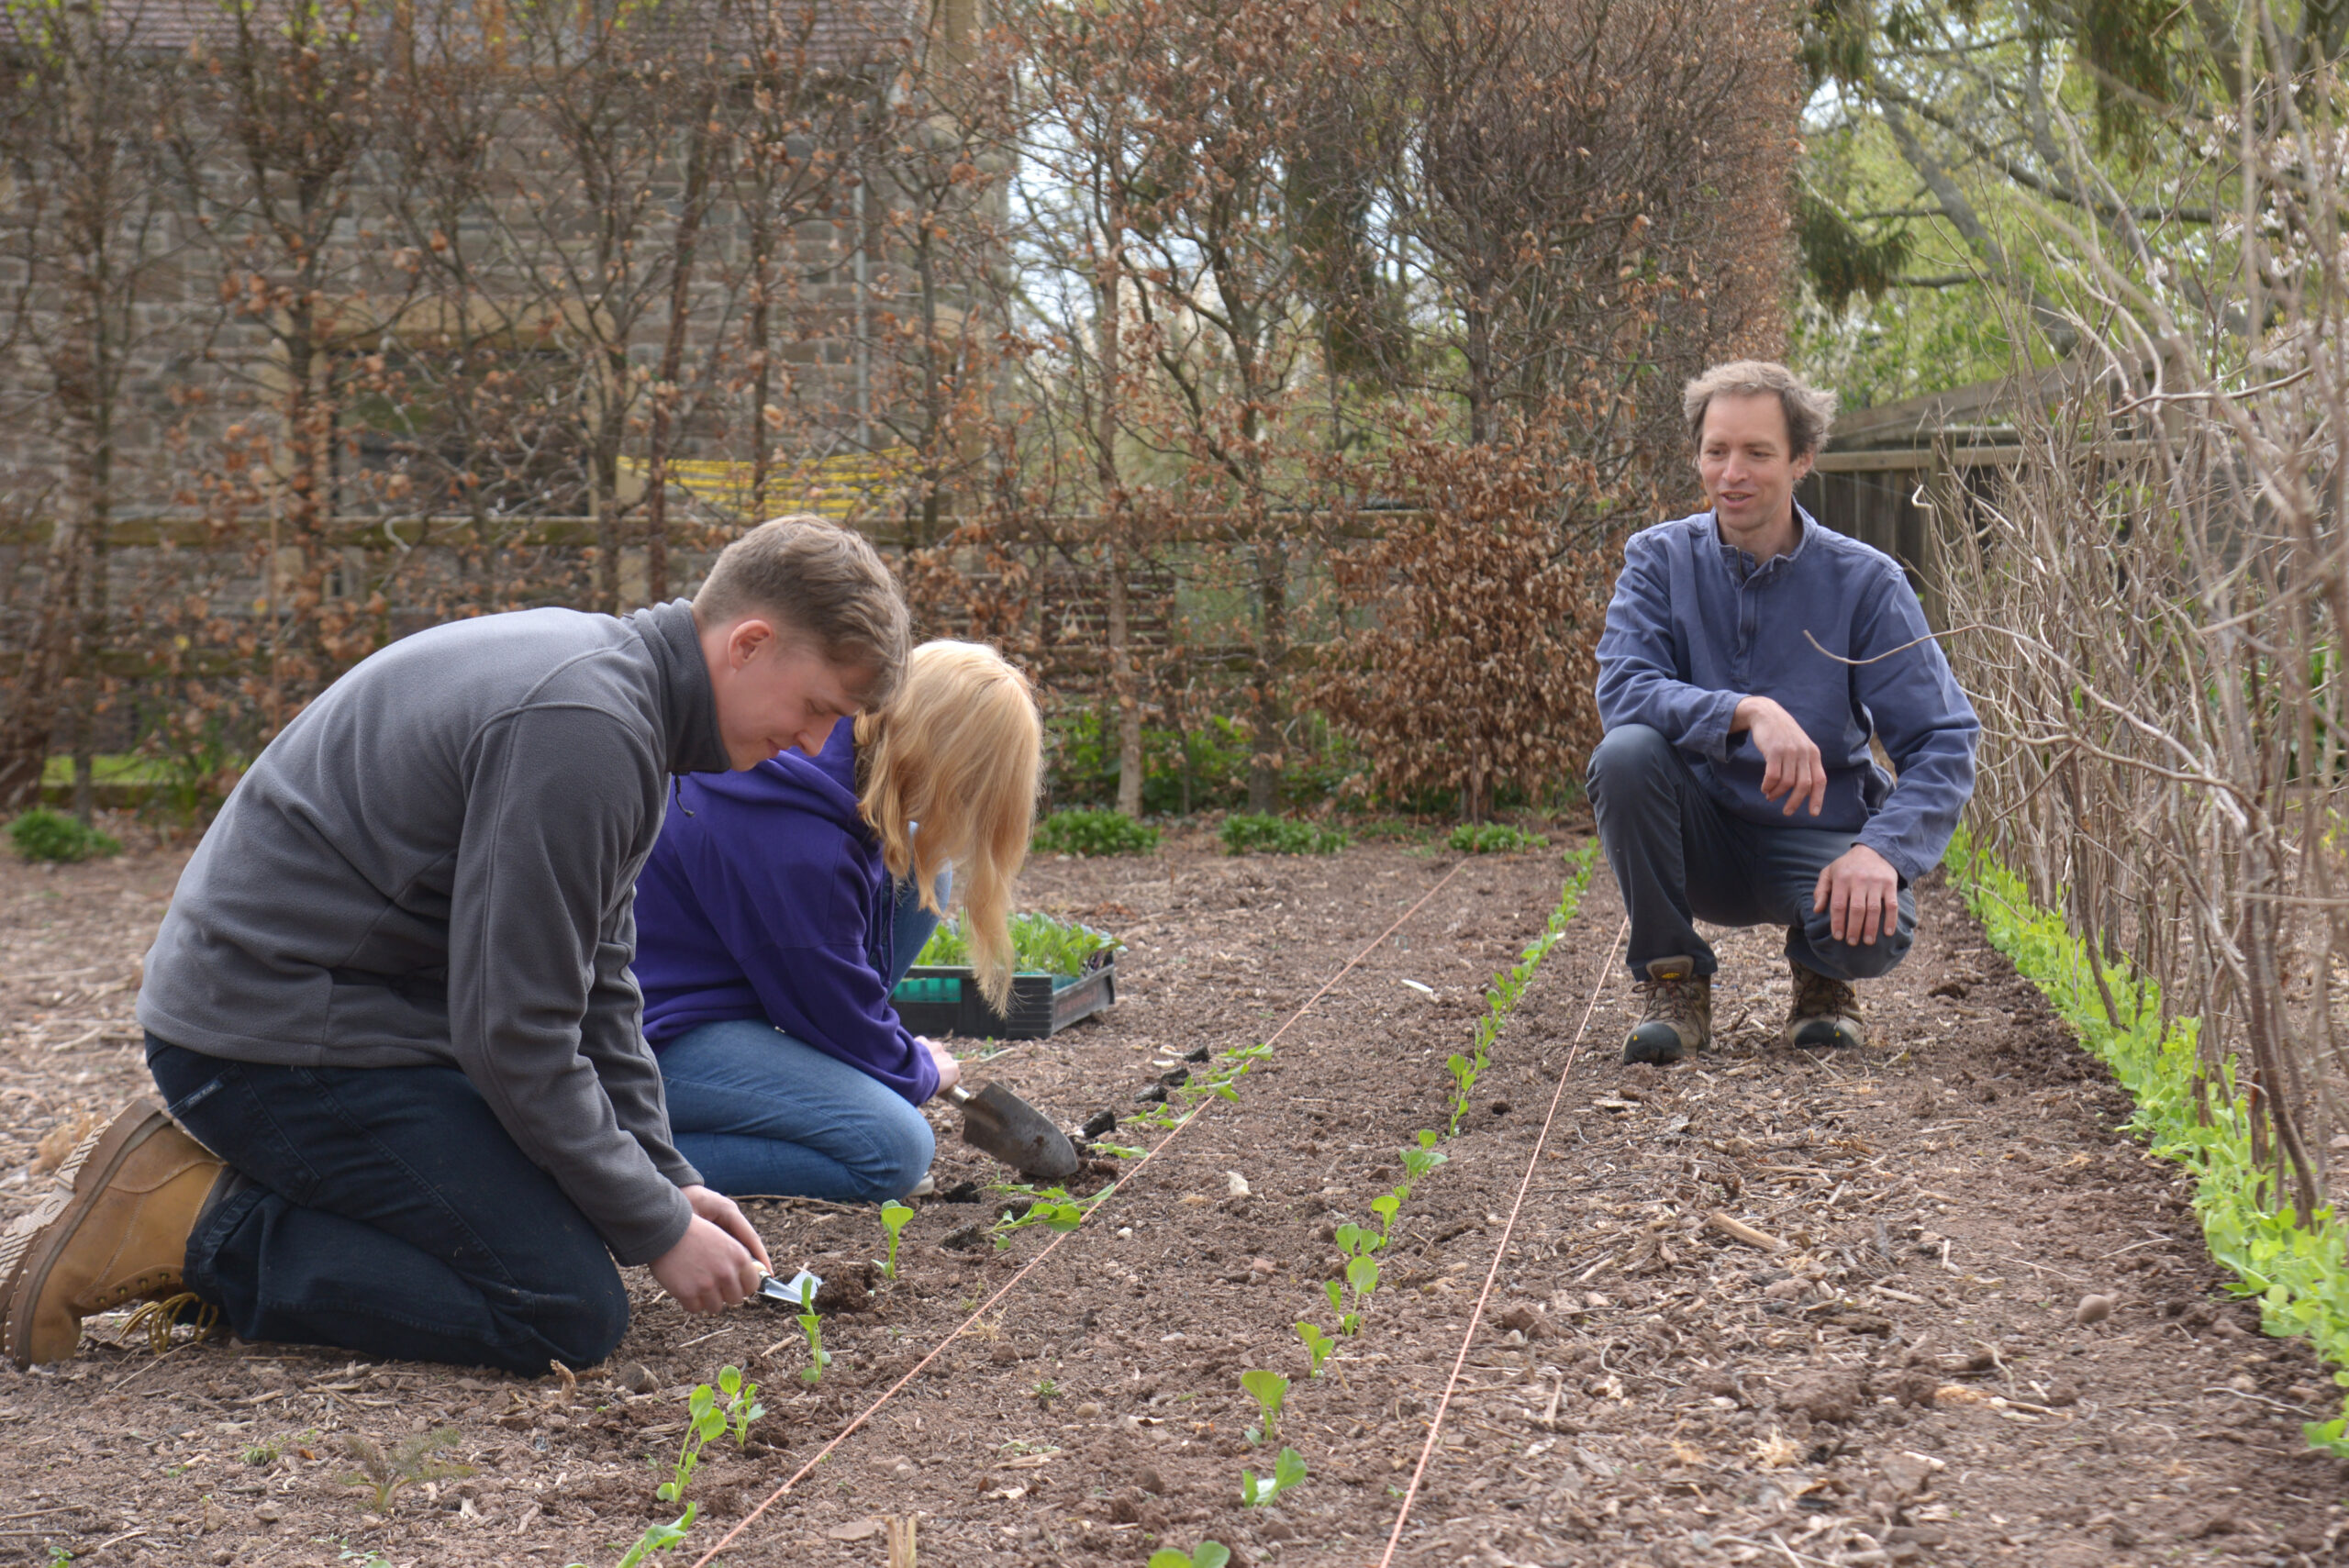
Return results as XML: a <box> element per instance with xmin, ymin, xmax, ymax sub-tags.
<box><xmin>1593</xmin><ymin>507</ymin><xmax>1979</xmax><ymax>883</ymax></box>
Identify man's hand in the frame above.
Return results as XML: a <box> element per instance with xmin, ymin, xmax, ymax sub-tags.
<box><xmin>1734</xmin><ymin>695</ymin><xmax>1825</xmax><ymax>817</ymax></box>
<box><xmin>1814</xmin><ymin>843</ymin><xmax>1901</xmax><ymax>947</ymax></box>
<box><xmin>919</xmin><ymin>1035</ymin><xmax>963</xmax><ymax>1095</ymax></box>
<box><xmin>651</xmin><ymin>1186</ymin><xmax>770</xmax><ymax>1313</ymax></box>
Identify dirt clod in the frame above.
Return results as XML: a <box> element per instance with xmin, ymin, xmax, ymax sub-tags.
<box><xmin>1495</xmin><ymin>1303</ymin><xmax>1550</xmax><ymax>1339</ymax></box>
<box><xmin>1776</xmin><ymin>1368</ymin><xmax>1865</xmax><ymax>1424</ymax></box>
<box><xmin>2074</xmin><ymin>1293</ymin><xmax>2115</xmax><ymax>1326</ymax></box>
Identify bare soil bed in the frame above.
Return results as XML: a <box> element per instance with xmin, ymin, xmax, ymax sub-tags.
<box><xmin>1</xmin><ymin>827</ymin><xmax>2345</xmax><ymax>1568</ymax></box>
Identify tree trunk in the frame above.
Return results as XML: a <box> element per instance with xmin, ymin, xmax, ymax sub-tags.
<box><xmin>644</xmin><ymin>92</ymin><xmax>718</xmax><ymax>603</ymax></box>
<box><xmin>1108</xmin><ymin>536</ymin><xmax>1142</xmax><ymax>817</ymax></box>
<box><xmin>1247</xmin><ymin>536</ymin><xmax>1288</xmax><ymax>812</ymax></box>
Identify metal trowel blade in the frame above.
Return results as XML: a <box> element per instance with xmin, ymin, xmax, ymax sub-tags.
<box><xmin>957</xmin><ymin>1080</ymin><xmax>1081</xmax><ymax>1181</ymax></box>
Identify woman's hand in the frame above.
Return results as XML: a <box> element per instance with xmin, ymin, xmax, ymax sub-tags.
<box><xmin>918</xmin><ymin>1035</ymin><xmax>963</xmax><ymax>1094</ymax></box>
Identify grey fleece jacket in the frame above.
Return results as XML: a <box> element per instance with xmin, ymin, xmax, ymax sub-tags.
<box><xmin>139</xmin><ymin>599</ymin><xmax>730</xmax><ymax>1265</ymax></box>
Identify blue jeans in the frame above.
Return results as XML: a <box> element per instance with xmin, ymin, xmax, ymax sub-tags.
<box><xmin>659</xmin><ymin>875</ymin><xmax>942</xmax><ymax>1203</ymax></box>
<box><xmin>1587</xmin><ymin>723</ymin><xmax>1917</xmax><ymax>982</ymax></box>
<box><xmin>146</xmin><ymin>1037</ymin><xmax>629</xmax><ymax>1373</ymax></box>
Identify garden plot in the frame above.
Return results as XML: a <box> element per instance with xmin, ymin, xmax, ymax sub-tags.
<box><xmin>0</xmin><ymin>832</ymin><xmax>2343</xmax><ymax>1568</ymax></box>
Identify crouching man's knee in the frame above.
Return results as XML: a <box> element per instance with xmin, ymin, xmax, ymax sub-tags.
<box><xmin>1586</xmin><ymin>724</ymin><xmax>1676</xmax><ymax>805</ymax></box>
<box><xmin>1797</xmin><ymin>913</ymin><xmax>1915</xmax><ymax>982</ymax></box>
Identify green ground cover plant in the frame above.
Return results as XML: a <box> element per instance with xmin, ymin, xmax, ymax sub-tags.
<box><xmin>1219</xmin><ymin>812</ymin><xmax>1349</xmax><ymax>856</ymax></box>
<box><xmin>915</xmin><ymin>912</ymin><xmax>1122</xmax><ymax>975</ymax></box>
<box><xmin>1033</xmin><ymin>807</ymin><xmax>1162</xmax><ymax>856</ymax></box>
<box><xmin>1946</xmin><ymin>829</ymin><xmax>2349</xmax><ymax>1453</ymax></box>
<box><xmin>8</xmin><ymin>807</ymin><xmax>122</xmax><ymax>863</ymax></box>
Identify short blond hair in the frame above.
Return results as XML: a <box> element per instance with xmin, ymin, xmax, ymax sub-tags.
<box><xmin>855</xmin><ymin>641</ymin><xmax>1042</xmax><ymax>1012</ymax></box>
<box><xmin>695</xmin><ymin>516</ymin><xmax>910</xmax><ymax>705</ymax></box>
<box><xmin>1683</xmin><ymin>361</ymin><xmax>1838</xmax><ymax>458</ymax></box>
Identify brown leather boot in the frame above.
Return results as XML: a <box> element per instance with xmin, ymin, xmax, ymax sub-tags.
<box><xmin>1</xmin><ymin>1097</ymin><xmax>226</xmax><ymax>1367</ymax></box>
<box><xmin>1622</xmin><ymin>956</ymin><xmax>1711</xmax><ymax>1063</ymax></box>
<box><xmin>1786</xmin><ymin>960</ymin><xmax>1865</xmax><ymax>1049</ymax></box>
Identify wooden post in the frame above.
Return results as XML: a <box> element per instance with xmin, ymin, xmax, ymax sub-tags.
<box><xmin>886</xmin><ymin>1514</ymin><xmax>917</xmax><ymax>1567</ymax></box>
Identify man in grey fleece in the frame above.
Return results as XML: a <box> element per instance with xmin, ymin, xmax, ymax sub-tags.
<box><xmin>0</xmin><ymin>517</ymin><xmax>908</xmax><ymax>1373</ymax></box>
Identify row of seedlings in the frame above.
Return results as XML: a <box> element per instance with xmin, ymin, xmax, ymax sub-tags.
<box><xmin>1147</xmin><ymin>847</ymin><xmax>1602</xmax><ymax>1565</ymax></box>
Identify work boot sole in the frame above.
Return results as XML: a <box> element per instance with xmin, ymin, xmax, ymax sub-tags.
<box><xmin>1622</xmin><ymin>1023</ymin><xmax>1704</xmax><ymax>1065</ymax></box>
<box><xmin>1787</xmin><ymin>1018</ymin><xmax>1865</xmax><ymax>1050</ymax></box>
<box><xmin>0</xmin><ymin>1097</ymin><xmax>182</xmax><ymax>1368</ymax></box>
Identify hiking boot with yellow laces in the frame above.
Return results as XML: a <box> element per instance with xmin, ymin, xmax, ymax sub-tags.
<box><xmin>1786</xmin><ymin>960</ymin><xmax>1865</xmax><ymax>1050</ymax></box>
<box><xmin>1622</xmin><ymin>956</ymin><xmax>1711</xmax><ymax>1064</ymax></box>
<box><xmin>1</xmin><ymin>1097</ymin><xmax>228</xmax><ymax>1367</ymax></box>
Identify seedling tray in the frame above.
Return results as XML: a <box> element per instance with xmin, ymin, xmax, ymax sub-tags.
<box><xmin>892</xmin><ymin>950</ymin><xmax>1117</xmax><ymax>1040</ymax></box>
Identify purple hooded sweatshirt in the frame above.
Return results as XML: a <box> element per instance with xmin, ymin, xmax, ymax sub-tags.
<box><xmin>632</xmin><ymin>719</ymin><xmax>940</xmax><ymax>1105</ymax></box>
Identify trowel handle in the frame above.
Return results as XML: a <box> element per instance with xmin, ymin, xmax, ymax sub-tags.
<box><xmin>946</xmin><ymin>1083</ymin><xmax>975</xmax><ymax>1106</ymax></box>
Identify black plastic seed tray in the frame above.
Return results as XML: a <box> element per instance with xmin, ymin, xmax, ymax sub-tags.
<box><xmin>891</xmin><ymin>948</ymin><xmax>1118</xmax><ymax>1040</ymax></box>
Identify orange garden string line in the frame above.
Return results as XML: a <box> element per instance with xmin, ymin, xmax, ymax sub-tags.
<box><xmin>689</xmin><ymin>859</ymin><xmax>1472</xmax><ymax>1568</ymax></box>
<box><xmin>1373</xmin><ymin>912</ymin><xmax>1627</xmax><ymax>1568</ymax></box>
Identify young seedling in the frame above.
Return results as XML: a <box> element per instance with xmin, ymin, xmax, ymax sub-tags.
<box><xmin>716</xmin><ymin>1364</ymin><xmax>763</xmax><ymax>1447</ymax></box>
<box><xmin>1240</xmin><ymin>1446</ymin><xmax>1308</xmax><ymax>1507</ymax></box>
<box><xmin>1147</xmin><ymin>1545</ymin><xmax>1232</xmax><ymax>1568</ymax></box>
<box><xmin>1370</xmin><ymin>1192</ymin><xmax>1402</xmax><ymax>1235</ymax></box>
<box><xmin>1346</xmin><ymin>1253</ymin><xmax>1380</xmax><ymax>1317</ymax></box>
<box><xmin>1320</xmin><ymin>1275</ymin><xmax>1362</xmax><ymax>1335</ymax></box>
<box><xmin>1400</xmin><ymin>1136</ymin><xmax>1448</xmax><ymax>1183</ymax></box>
<box><xmin>1239</xmin><ymin>1369</ymin><xmax>1288</xmax><ymax>1445</ymax></box>
<box><xmin>878</xmin><ymin>1201</ymin><xmax>915</xmax><ymax>1280</ymax></box>
<box><xmin>659</xmin><ymin>1384</ymin><xmax>729</xmax><ymax>1506</ymax></box>
<box><xmin>792</xmin><ymin>1277</ymin><xmax>831</xmax><ymax>1385</ymax></box>
<box><xmin>336</xmin><ymin>1427</ymin><xmax>473</xmax><ymax>1513</ymax></box>
<box><xmin>1295</xmin><ymin>1321</ymin><xmax>1336</xmax><ymax>1377</ymax></box>
<box><xmin>573</xmin><ymin>1362</ymin><xmax>765</xmax><ymax>1567</ymax></box>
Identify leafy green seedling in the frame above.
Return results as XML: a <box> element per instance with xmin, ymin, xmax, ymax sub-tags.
<box><xmin>716</xmin><ymin>1365</ymin><xmax>763</xmax><ymax>1447</ymax></box>
<box><xmin>336</xmin><ymin>1427</ymin><xmax>473</xmax><ymax>1513</ymax></box>
<box><xmin>1147</xmin><ymin>1545</ymin><xmax>1232</xmax><ymax>1568</ymax></box>
<box><xmin>1400</xmin><ymin>1141</ymin><xmax>1448</xmax><ymax>1182</ymax></box>
<box><xmin>878</xmin><ymin>1201</ymin><xmax>914</xmax><ymax>1280</ymax></box>
<box><xmin>1346</xmin><ymin>1253</ymin><xmax>1380</xmax><ymax>1309</ymax></box>
<box><xmin>1240</xmin><ymin>1446</ymin><xmax>1308</xmax><ymax>1507</ymax></box>
<box><xmin>1322</xmin><ymin>1278</ymin><xmax>1343</xmax><ymax>1315</ymax></box>
<box><xmin>792</xmin><ymin>1278</ymin><xmax>831</xmax><ymax>1385</ymax></box>
<box><xmin>658</xmin><ymin>1385</ymin><xmax>728</xmax><ymax>1505</ymax></box>
<box><xmin>572</xmin><ymin>1505</ymin><xmax>695</xmax><ymax>1568</ymax></box>
<box><xmin>1240</xmin><ymin>1368</ymin><xmax>1288</xmax><ymax>1443</ymax></box>
<box><xmin>1370</xmin><ymin>1193</ymin><xmax>1402</xmax><ymax>1233</ymax></box>
<box><xmin>1296</xmin><ymin>1322</ymin><xmax>1336</xmax><ymax>1377</ymax></box>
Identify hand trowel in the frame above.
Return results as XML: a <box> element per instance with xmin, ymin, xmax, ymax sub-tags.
<box><xmin>946</xmin><ymin>1080</ymin><xmax>1080</xmax><ymax>1181</ymax></box>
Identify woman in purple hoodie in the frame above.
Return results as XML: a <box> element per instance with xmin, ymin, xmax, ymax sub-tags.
<box><xmin>632</xmin><ymin>641</ymin><xmax>1041</xmax><ymax>1201</ymax></box>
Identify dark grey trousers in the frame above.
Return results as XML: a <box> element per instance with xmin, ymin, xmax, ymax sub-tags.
<box><xmin>1586</xmin><ymin>724</ymin><xmax>1916</xmax><ymax>982</ymax></box>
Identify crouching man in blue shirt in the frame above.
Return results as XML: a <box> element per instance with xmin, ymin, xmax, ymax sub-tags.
<box><xmin>1590</xmin><ymin>361</ymin><xmax>1980</xmax><ymax>1062</ymax></box>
